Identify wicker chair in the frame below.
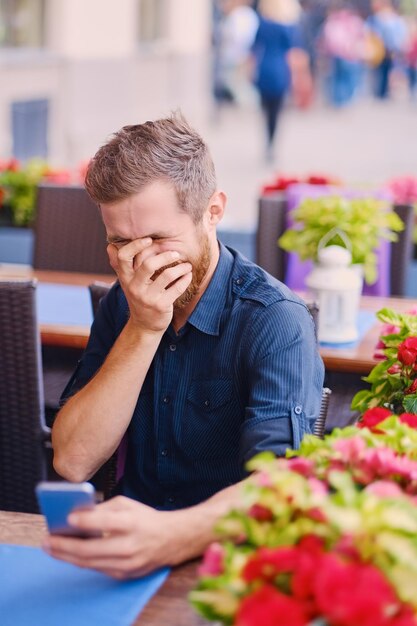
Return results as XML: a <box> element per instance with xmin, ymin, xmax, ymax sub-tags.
<box><xmin>33</xmin><ymin>184</ymin><xmax>113</xmax><ymax>274</ymax></box>
<box><xmin>256</xmin><ymin>195</ymin><xmax>415</xmax><ymax>296</ymax></box>
<box><xmin>0</xmin><ymin>281</ymin><xmax>51</xmax><ymax>513</ymax></box>
<box><xmin>313</xmin><ymin>387</ymin><xmax>332</xmax><ymax>439</ymax></box>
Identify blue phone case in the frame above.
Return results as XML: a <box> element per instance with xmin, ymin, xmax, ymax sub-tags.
<box><xmin>36</xmin><ymin>481</ymin><xmax>96</xmax><ymax>536</ymax></box>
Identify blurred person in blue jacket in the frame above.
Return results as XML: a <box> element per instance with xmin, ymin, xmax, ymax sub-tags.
<box><xmin>367</xmin><ymin>0</ymin><xmax>407</xmax><ymax>98</ymax></box>
<box><xmin>251</xmin><ymin>0</ymin><xmax>313</xmax><ymax>162</ymax></box>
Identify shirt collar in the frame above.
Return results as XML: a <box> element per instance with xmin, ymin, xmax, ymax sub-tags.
<box><xmin>186</xmin><ymin>242</ymin><xmax>234</xmax><ymax>336</ymax></box>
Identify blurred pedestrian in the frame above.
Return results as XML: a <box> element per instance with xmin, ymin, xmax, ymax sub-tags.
<box><xmin>214</xmin><ymin>0</ymin><xmax>259</xmax><ymax>107</ymax></box>
<box><xmin>367</xmin><ymin>0</ymin><xmax>407</xmax><ymax>99</ymax></box>
<box><xmin>251</xmin><ymin>0</ymin><xmax>312</xmax><ymax>162</ymax></box>
<box><xmin>321</xmin><ymin>4</ymin><xmax>366</xmax><ymax>107</ymax></box>
<box><xmin>405</xmin><ymin>17</ymin><xmax>417</xmax><ymax>99</ymax></box>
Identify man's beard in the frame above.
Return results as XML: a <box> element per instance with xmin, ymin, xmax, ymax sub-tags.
<box><xmin>151</xmin><ymin>231</ymin><xmax>212</xmax><ymax>310</ymax></box>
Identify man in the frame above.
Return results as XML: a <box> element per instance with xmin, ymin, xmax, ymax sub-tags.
<box><xmin>47</xmin><ymin>113</ymin><xmax>324</xmax><ymax>579</ymax></box>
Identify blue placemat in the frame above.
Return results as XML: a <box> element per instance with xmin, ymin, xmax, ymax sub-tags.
<box><xmin>320</xmin><ymin>309</ymin><xmax>376</xmax><ymax>349</ymax></box>
<box><xmin>0</xmin><ymin>544</ymin><xmax>169</xmax><ymax>626</ymax></box>
<box><xmin>37</xmin><ymin>283</ymin><xmax>93</xmax><ymax>327</ymax></box>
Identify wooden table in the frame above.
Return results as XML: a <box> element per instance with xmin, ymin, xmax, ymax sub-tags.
<box><xmin>319</xmin><ymin>294</ymin><xmax>417</xmax><ymax>374</ymax></box>
<box><xmin>0</xmin><ymin>510</ymin><xmax>207</xmax><ymax>625</ymax></box>
<box><xmin>0</xmin><ymin>267</ymin><xmax>114</xmax><ymax>350</ymax></box>
<box><xmin>1</xmin><ymin>266</ymin><xmax>416</xmax><ymax>374</ymax></box>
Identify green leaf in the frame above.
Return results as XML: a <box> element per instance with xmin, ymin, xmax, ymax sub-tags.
<box><xmin>403</xmin><ymin>394</ymin><xmax>417</xmax><ymax>414</ymax></box>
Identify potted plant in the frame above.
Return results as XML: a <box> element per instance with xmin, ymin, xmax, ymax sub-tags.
<box><xmin>278</xmin><ymin>195</ymin><xmax>404</xmax><ymax>285</ymax></box>
<box><xmin>0</xmin><ymin>158</ymin><xmax>74</xmax><ymax>227</ymax></box>
<box><xmin>351</xmin><ymin>307</ymin><xmax>417</xmax><ymax>416</ymax></box>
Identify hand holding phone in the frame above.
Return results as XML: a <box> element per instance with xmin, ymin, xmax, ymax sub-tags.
<box><xmin>36</xmin><ymin>481</ymin><xmax>97</xmax><ymax>538</ymax></box>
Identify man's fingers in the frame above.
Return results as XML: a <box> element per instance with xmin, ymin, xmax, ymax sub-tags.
<box><xmin>164</xmin><ymin>270</ymin><xmax>193</xmax><ymax>298</ymax></box>
<box><xmin>149</xmin><ymin>262</ymin><xmax>192</xmax><ymax>291</ymax></box>
<box><xmin>114</xmin><ymin>238</ymin><xmax>153</xmax><ymax>280</ymax></box>
<box><xmin>46</xmin><ymin>532</ymin><xmax>136</xmax><ymax>561</ymax></box>
<box><xmin>139</xmin><ymin>250</ymin><xmax>182</xmax><ymax>279</ymax></box>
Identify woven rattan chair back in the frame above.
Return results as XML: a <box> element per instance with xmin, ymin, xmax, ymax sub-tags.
<box><xmin>0</xmin><ymin>281</ymin><xmax>50</xmax><ymax>512</ymax></box>
<box><xmin>33</xmin><ymin>184</ymin><xmax>113</xmax><ymax>274</ymax></box>
<box><xmin>313</xmin><ymin>387</ymin><xmax>332</xmax><ymax>439</ymax></box>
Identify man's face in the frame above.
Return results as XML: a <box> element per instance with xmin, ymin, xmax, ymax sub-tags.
<box><xmin>101</xmin><ymin>181</ymin><xmax>213</xmax><ymax>309</ymax></box>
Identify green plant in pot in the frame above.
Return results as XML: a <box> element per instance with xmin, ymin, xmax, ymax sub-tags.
<box><xmin>278</xmin><ymin>195</ymin><xmax>404</xmax><ymax>284</ymax></box>
<box><xmin>0</xmin><ymin>158</ymin><xmax>49</xmax><ymax>226</ymax></box>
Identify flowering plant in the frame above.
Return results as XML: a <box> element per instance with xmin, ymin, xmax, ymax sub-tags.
<box><xmin>351</xmin><ymin>308</ymin><xmax>417</xmax><ymax>416</ymax></box>
<box><xmin>191</xmin><ymin>418</ymin><xmax>417</xmax><ymax>626</ymax></box>
<box><xmin>0</xmin><ymin>158</ymin><xmax>77</xmax><ymax>226</ymax></box>
<box><xmin>278</xmin><ymin>195</ymin><xmax>404</xmax><ymax>284</ymax></box>
<box><xmin>385</xmin><ymin>176</ymin><xmax>417</xmax><ymax>244</ymax></box>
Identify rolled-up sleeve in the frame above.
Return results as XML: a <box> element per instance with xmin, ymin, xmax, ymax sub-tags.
<box><xmin>240</xmin><ymin>299</ymin><xmax>324</xmax><ymax>464</ymax></box>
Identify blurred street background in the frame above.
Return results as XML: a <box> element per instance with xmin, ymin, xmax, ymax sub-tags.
<box><xmin>1</xmin><ymin>0</ymin><xmax>417</xmax><ymax>239</ymax></box>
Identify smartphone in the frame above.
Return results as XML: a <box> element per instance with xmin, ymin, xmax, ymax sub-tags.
<box><xmin>36</xmin><ymin>481</ymin><xmax>97</xmax><ymax>538</ymax></box>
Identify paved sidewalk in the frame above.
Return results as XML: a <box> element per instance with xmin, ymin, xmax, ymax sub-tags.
<box><xmin>200</xmin><ymin>96</ymin><xmax>417</xmax><ymax>232</ymax></box>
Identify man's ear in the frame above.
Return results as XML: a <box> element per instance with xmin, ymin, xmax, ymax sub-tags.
<box><xmin>206</xmin><ymin>190</ymin><xmax>226</xmax><ymax>227</ymax></box>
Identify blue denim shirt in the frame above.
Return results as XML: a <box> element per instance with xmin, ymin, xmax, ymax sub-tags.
<box><xmin>62</xmin><ymin>244</ymin><xmax>324</xmax><ymax>510</ymax></box>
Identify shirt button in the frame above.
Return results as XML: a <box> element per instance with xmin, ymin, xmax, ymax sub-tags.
<box><xmin>161</xmin><ymin>449</ymin><xmax>168</xmax><ymax>457</ymax></box>
<box><xmin>235</xmin><ymin>277</ymin><xmax>243</xmax><ymax>285</ymax></box>
<box><xmin>167</xmin><ymin>496</ymin><xmax>175</xmax><ymax>504</ymax></box>
<box><xmin>163</xmin><ymin>396</ymin><xmax>171</xmax><ymax>404</ymax></box>
<box><xmin>169</xmin><ymin>344</ymin><xmax>177</xmax><ymax>352</ymax></box>
<box><xmin>294</xmin><ymin>405</ymin><xmax>302</xmax><ymax>415</ymax></box>
<box><xmin>204</xmin><ymin>399</ymin><xmax>210</xmax><ymax>407</ymax></box>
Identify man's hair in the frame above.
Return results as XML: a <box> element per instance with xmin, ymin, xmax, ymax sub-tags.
<box><xmin>85</xmin><ymin>113</ymin><xmax>217</xmax><ymax>223</ymax></box>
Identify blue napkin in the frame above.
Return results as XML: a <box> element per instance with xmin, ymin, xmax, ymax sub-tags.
<box><xmin>319</xmin><ymin>309</ymin><xmax>376</xmax><ymax>349</ymax></box>
<box><xmin>0</xmin><ymin>544</ymin><xmax>169</xmax><ymax>626</ymax></box>
<box><xmin>37</xmin><ymin>283</ymin><xmax>93</xmax><ymax>327</ymax></box>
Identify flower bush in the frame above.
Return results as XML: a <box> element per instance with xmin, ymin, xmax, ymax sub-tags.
<box><xmin>191</xmin><ymin>417</ymin><xmax>417</xmax><ymax>626</ymax></box>
<box><xmin>351</xmin><ymin>308</ymin><xmax>417</xmax><ymax>416</ymax></box>
<box><xmin>278</xmin><ymin>195</ymin><xmax>404</xmax><ymax>285</ymax></box>
<box><xmin>385</xmin><ymin>176</ymin><xmax>417</xmax><ymax>244</ymax></box>
<box><xmin>0</xmin><ymin>158</ymin><xmax>81</xmax><ymax>226</ymax></box>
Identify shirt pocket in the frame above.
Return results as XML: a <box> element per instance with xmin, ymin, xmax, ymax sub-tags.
<box><xmin>182</xmin><ymin>379</ymin><xmax>240</xmax><ymax>461</ymax></box>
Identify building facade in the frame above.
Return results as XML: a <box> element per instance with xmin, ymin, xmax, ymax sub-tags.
<box><xmin>0</xmin><ymin>0</ymin><xmax>212</xmax><ymax>165</ymax></box>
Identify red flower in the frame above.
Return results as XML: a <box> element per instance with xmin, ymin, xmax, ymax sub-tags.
<box><xmin>235</xmin><ymin>585</ymin><xmax>309</xmax><ymax>626</ymax></box>
<box><xmin>358</xmin><ymin>407</ymin><xmax>392</xmax><ymax>430</ymax></box>
<box><xmin>315</xmin><ymin>555</ymin><xmax>404</xmax><ymax>626</ymax></box>
<box><xmin>248</xmin><ymin>503</ymin><xmax>274</xmax><ymax>522</ymax></box>
<box><xmin>398</xmin><ymin>338</ymin><xmax>417</xmax><ymax>366</ymax></box>
<box><xmin>405</xmin><ymin>379</ymin><xmax>417</xmax><ymax>395</ymax></box>
<box><xmin>399</xmin><ymin>413</ymin><xmax>417</xmax><ymax>427</ymax></box>
<box><xmin>242</xmin><ymin>546</ymin><xmax>299</xmax><ymax>582</ymax></box>
<box><xmin>387</xmin><ymin>364</ymin><xmax>402</xmax><ymax>375</ymax></box>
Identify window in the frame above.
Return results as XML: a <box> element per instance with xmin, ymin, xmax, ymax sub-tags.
<box><xmin>138</xmin><ymin>0</ymin><xmax>167</xmax><ymax>43</ymax></box>
<box><xmin>0</xmin><ymin>0</ymin><xmax>45</xmax><ymax>48</ymax></box>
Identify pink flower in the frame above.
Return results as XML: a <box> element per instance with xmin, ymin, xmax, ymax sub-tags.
<box><xmin>387</xmin><ymin>176</ymin><xmax>417</xmax><ymax>205</ymax></box>
<box><xmin>254</xmin><ymin>470</ymin><xmax>274</xmax><ymax>488</ymax></box>
<box><xmin>333</xmin><ymin>436</ymin><xmax>367</xmax><ymax>462</ymax></box>
<box><xmin>287</xmin><ymin>457</ymin><xmax>315</xmax><ymax>477</ymax></box>
<box><xmin>198</xmin><ymin>542</ymin><xmax>225</xmax><ymax>577</ymax></box>
<box><xmin>364</xmin><ymin>480</ymin><xmax>404</xmax><ymax>498</ymax></box>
